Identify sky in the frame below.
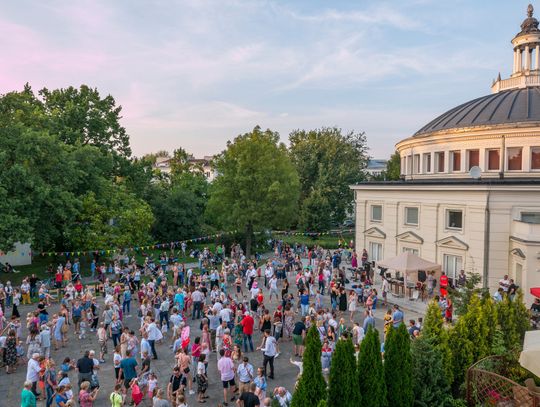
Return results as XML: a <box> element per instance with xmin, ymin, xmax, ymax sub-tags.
<box><xmin>0</xmin><ymin>0</ymin><xmax>534</xmax><ymax>158</ymax></box>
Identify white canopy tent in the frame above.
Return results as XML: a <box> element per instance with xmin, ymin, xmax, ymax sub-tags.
<box><xmin>377</xmin><ymin>251</ymin><xmax>441</xmax><ymax>273</ymax></box>
<box><xmin>520</xmin><ymin>330</ymin><xmax>540</xmax><ymax>378</ymax></box>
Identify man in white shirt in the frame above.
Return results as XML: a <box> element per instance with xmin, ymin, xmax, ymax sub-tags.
<box><xmin>264</xmin><ymin>265</ymin><xmax>274</xmax><ymax>288</ymax></box>
<box><xmin>499</xmin><ymin>275</ymin><xmax>511</xmax><ymax>293</ymax></box>
<box><xmin>219</xmin><ymin>306</ymin><xmax>232</xmax><ymax>329</ymax></box>
<box><xmin>191</xmin><ymin>288</ymin><xmax>204</xmax><ymax>320</ymax></box>
<box><xmin>258</xmin><ymin>329</ymin><xmax>278</xmax><ymax>379</ymax></box>
<box><xmin>268</xmin><ymin>275</ymin><xmax>279</xmax><ymax>302</ymax></box>
<box><xmin>236</xmin><ymin>356</ymin><xmax>254</xmax><ymax>394</ymax></box>
<box><xmin>146</xmin><ymin>319</ymin><xmax>162</xmax><ymax>359</ymax></box>
<box><xmin>26</xmin><ymin>353</ymin><xmax>41</xmax><ymax>396</ymax></box>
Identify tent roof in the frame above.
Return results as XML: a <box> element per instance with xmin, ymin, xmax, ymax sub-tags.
<box><xmin>377</xmin><ymin>251</ymin><xmax>441</xmax><ymax>273</ymax></box>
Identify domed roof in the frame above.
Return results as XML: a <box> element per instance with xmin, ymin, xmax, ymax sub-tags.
<box><xmin>414</xmin><ymin>86</ymin><xmax>540</xmax><ymax>136</ymax></box>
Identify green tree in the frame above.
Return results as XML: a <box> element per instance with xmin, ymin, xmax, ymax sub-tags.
<box><xmin>497</xmin><ymin>291</ymin><xmax>530</xmax><ymax>351</ymax></box>
<box><xmin>40</xmin><ymin>85</ymin><xmax>131</xmax><ymax>158</ymax></box>
<box><xmin>358</xmin><ymin>327</ymin><xmax>386</xmax><ymax>407</ymax></box>
<box><xmin>327</xmin><ymin>338</ymin><xmax>360</xmax><ymax>407</ymax></box>
<box><xmin>379</xmin><ymin>151</ymin><xmax>401</xmax><ymax>181</ymax></box>
<box><xmin>411</xmin><ymin>337</ymin><xmax>452</xmax><ymax>406</ymax></box>
<box><xmin>298</xmin><ymin>186</ymin><xmax>333</xmax><ymax>232</ymax></box>
<box><xmin>449</xmin><ymin>271</ymin><xmax>486</xmax><ymax>315</ymax></box>
<box><xmin>289</xmin><ymin>127</ymin><xmax>368</xmax><ymax>230</ymax></box>
<box><xmin>384</xmin><ymin>324</ymin><xmax>413</xmax><ymax>407</ymax></box>
<box><xmin>422</xmin><ymin>300</ymin><xmax>454</xmax><ymax>385</ymax></box>
<box><xmin>169</xmin><ymin>147</ymin><xmax>193</xmax><ymax>176</ymax></box>
<box><xmin>448</xmin><ymin>316</ymin><xmax>475</xmax><ymax>391</ymax></box>
<box><xmin>207</xmin><ymin>126</ymin><xmax>300</xmax><ymax>256</ymax></box>
<box><xmin>292</xmin><ymin>325</ymin><xmax>326</xmax><ymax>407</ymax></box>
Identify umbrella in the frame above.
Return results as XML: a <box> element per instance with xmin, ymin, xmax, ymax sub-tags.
<box><xmin>519</xmin><ymin>330</ymin><xmax>540</xmax><ymax>378</ymax></box>
<box><xmin>531</xmin><ymin>287</ymin><xmax>540</xmax><ymax>298</ymax></box>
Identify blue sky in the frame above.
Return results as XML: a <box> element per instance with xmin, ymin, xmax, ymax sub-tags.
<box><xmin>0</xmin><ymin>0</ymin><xmax>533</xmax><ymax>158</ymax></box>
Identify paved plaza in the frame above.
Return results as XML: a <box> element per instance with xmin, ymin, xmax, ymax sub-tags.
<box><xmin>1</xmin><ymin>269</ymin><xmax>423</xmax><ymax>407</ymax></box>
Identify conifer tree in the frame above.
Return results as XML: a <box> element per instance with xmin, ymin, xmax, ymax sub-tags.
<box><xmin>422</xmin><ymin>300</ymin><xmax>454</xmax><ymax>385</ymax></box>
<box><xmin>292</xmin><ymin>325</ymin><xmax>327</xmax><ymax>407</ymax></box>
<box><xmin>384</xmin><ymin>324</ymin><xmax>413</xmax><ymax>407</ymax></box>
<box><xmin>411</xmin><ymin>336</ymin><xmax>452</xmax><ymax>406</ymax></box>
<box><xmin>327</xmin><ymin>338</ymin><xmax>360</xmax><ymax>407</ymax></box>
<box><xmin>357</xmin><ymin>327</ymin><xmax>387</xmax><ymax>407</ymax></box>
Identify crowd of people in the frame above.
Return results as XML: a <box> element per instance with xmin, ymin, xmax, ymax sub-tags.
<box><xmin>0</xmin><ymin>241</ymin><xmax>416</xmax><ymax>407</ymax></box>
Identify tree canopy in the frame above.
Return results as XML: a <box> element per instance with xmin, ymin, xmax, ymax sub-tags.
<box><xmin>206</xmin><ymin>126</ymin><xmax>300</xmax><ymax>255</ymax></box>
<box><xmin>289</xmin><ymin>127</ymin><xmax>368</xmax><ymax>230</ymax></box>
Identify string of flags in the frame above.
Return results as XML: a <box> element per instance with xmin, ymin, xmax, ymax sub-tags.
<box><xmin>38</xmin><ymin>228</ymin><xmax>355</xmax><ymax>258</ymax></box>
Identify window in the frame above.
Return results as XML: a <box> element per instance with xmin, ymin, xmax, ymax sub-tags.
<box><xmin>521</xmin><ymin>212</ymin><xmax>540</xmax><ymax>224</ymax></box>
<box><xmin>467</xmin><ymin>150</ymin><xmax>479</xmax><ymax>170</ymax></box>
<box><xmin>423</xmin><ymin>153</ymin><xmax>431</xmax><ymax>173</ymax></box>
<box><xmin>371</xmin><ymin>205</ymin><xmax>382</xmax><ymax>222</ymax></box>
<box><xmin>405</xmin><ymin>207</ymin><xmax>419</xmax><ymax>225</ymax></box>
<box><xmin>403</xmin><ymin>247</ymin><xmax>419</xmax><ymax>255</ymax></box>
<box><xmin>446</xmin><ymin>209</ymin><xmax>463</xmax><ymax>229</ymax></box>
<box><xmin>532</xmin><ymin>147</ymin><xmax>540</xmax><ymax>170</ymax></box>
<box><xmin>413</xmin><ymin>154</ymin><xmax>420</xmax><ymax>174</ymax></box>
<box><xmin>435</xmin><ymin>152</ymin><xmax>445</xmax><ymax>173</ymax></box>
<box><xmin>407</xmin><ymin>156</ymin><xmax>413</xmax><ymax>174</ymax></box>
<box><xmin>369</xmin><ymin>242</ymin><xmax>383</xmax><ymax>262</ymax></box>
<box><xmin>443</xmin><ymin>254</ymin><xmax>463</xmax><ymax>282</ymax></box>
<box><xmin>507</xmin><ymin>147</ymin><xmax>522</xmax><ymax>170</ymax></box>
<box><xmin>451</xmin><ymin>151</ymin><xmax>461</xmax><ymax>171</ymax></box>
<box><xmin>487</xmin><ymin>149</ymin><xmax>500</xmax><ymax>170</ymax></box>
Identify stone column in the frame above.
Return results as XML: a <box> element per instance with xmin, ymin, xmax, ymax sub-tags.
<box><xmin>513</xmin><ymin>49</ymin><xmax>518</xmax><ymax>73</ymax></box>
<box><xmin>536</xmin><ymin>45</ymin><xmax>539</xmax><ymax>70</ymax></box>
<box><xmin>517</xmin><ymin>49</ymin><xmax>523</xmax><ymax>72</ymax></box>
<box><xmin>525</xmin><ymin>45</ymin><xmax>531</xmax><ymax>70</ymax></box>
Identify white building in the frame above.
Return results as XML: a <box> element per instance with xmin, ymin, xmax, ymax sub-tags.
<box><xmin>352</xmin><ymin>5</ymin><xmax>540</xmax><ymax>305</ymax></box>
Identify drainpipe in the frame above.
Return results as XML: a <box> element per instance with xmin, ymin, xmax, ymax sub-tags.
<box><xmin>499</xmin><ymin>135</ymin><xmax>506</xmax><ymax>179</ymax></box>
<box><xmin>483</xmin><ymin>187</ymin><xmax>491</xmax><ymax>290</ymax></box>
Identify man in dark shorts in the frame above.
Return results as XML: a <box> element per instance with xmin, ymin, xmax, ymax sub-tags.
<box><xmin>237</xmin><ymin>382</ymin><xmax>260</xmax><ymax>407</ymax></box>
<box><xmin>119</xmin><ymin>350</ymin><xmax>138</xmax><ymax>390</ymax></box>
<box><xmin>292</xmin><ymin>317</ymin><xmax>306</xmax><ymax>357</ymax></box>
<box><xmin>218</xmin><ymin>349</ymin><xmax>237</xmax><ymax>406</ymax></box>
<box><xmin>168</xmin><ymin>366</ymin><xmax>187</xmax><ymax>401</ymax></box>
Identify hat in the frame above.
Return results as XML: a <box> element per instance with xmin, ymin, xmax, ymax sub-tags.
<box><xmin>244</xmin><ymin>311</ymin><xmax>250</xmax><ymax>316</ymax></box>
<box><xmin>32</xmin><ymin>353</ymin><xmax>40</xmax><ymax>358</ymax></box>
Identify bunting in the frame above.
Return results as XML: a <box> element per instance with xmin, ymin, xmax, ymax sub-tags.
<box><xmin>38</xmin><ymin>228</ymin><xmax>354</xmax><ymax>257</ymax></box>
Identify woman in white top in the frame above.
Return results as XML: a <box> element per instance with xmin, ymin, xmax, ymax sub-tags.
<box><xmin>348</xmin><ymin>291</ymin><xmax>357</xmax><ymax>323</ymax></box>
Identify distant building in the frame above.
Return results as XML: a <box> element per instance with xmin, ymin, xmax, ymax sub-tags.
<box><xmin>351</xmin><ymin>5</ymin><xmax>540</xmax><ymax>305</ymax></box>
<box><xmin>151</xmin><ymin>154</ymin><xmax>217</xmax><ymax>181</ymax></box>
<box><xmin>153</xmin><ymin>156</ymin><xmax>172</xmax><ymax>175</ymax></box>
<box><xmin>365</xmin><ymin>159</ymin><xmax>388</xmax><ymax>178</ymax></box>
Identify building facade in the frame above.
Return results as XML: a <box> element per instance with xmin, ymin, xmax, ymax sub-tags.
<box><xmin>352</xmin><ymin>5</ymin><xmax>540</xmax><ymax>305</ymax></box>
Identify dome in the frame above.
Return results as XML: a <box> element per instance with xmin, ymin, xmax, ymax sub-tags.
<box><xmin>414</xmin><ymin>87</ymin><xmax>540</xmax><ymax>136</ymax></box>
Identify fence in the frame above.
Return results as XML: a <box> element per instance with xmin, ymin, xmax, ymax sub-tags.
<box><xmin>467</xmin><ymin>356</ymin><xmax>538</xmax><ymax>406</ymax></box>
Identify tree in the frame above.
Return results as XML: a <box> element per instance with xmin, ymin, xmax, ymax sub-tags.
<box><xmin>379</xmin><ymin>151</ymin><xmax>401</xmax><ymax>181</ymax></box>
<box><xmin>292</xmin><ymin>325</ymin><xmax>326</xmax><ymax>407</ymax></box>
<box><xmin>206</xmin><ymin>126</ymin><xmax>300</xmax><ymax>256</ymax></box>
<box><xmin>39</xmin><ymin>85</ymin><xmax>131</xmax><ymax>158</ymax></box>
<box><xmin>411</xmin><ymin>337</ymin><xmax>452</xmax><ymax>406</ymax></box>
<box><xmin>298</xmin><ymin>186</ymin><xmax>333</xmax><ymax>232</ymax></box>
<box><xmin>384</xmin><ymin>324</ymin><xmax>413</xmax><ymax>407</ymax></box>
<box><xmin>169</xmin><ymin>147</ymin><xmax>193</xmax><ymax>177</ymax></box>
<box><xmin>496</xmin><ymin>291</ymin><xmax>530</xmax><ymax>351</ymax></box>
<box><xmin>289</xmin><ymin>127</ymin><xmax>368</xmax><ymax>230</ymax></box>
<box><xmin>449</xmin><ymin>271</ymin><xmax>486</xmax><ymax>316</ymax></box>
<box><xmin>422</xmin><ymin>300</ymin><xmax>454</xmax><ymax>386</ymax></box>
<box><xmin>327</xmin><ymin>338</ymin><xmax>360</xmax><ymax>407</ymax></box>
<box><xmin>357</xmin><ymin>327</ymin><xmax>386</xmax><ymax>407</ymax></box>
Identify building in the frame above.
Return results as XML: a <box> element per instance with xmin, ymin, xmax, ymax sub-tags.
<box><xmin>351</xmin><ymin>5</ymin><xmax>540</xmax><ymax>305</ymax></box>
<box><xmin>152</xmin><ymin>154</ymin><xmax>217</xmax><ymax>181</ymax></box>
<box><xmin>365</xmin><ymin>159</ymin><xmax>388</xmax><ymax>178</ymax></box>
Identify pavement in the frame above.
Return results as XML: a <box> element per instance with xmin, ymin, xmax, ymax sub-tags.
<box><xmin>0</xmin><ymin>257</ymin><xmax>425</xmax><ymax>406</ymax></box>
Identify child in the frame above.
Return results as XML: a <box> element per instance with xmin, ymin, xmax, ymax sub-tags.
<box><xmin>147</xmin><ymin>372</ymin><xmax>158</xmax><ymax>400</ymax></box>
<box><xmin>177</xmin><ymin>393</ymin><xmax>188</xmax><ymax>407</ymax></box>
<box><xmin>196</xmin><ymin>353</ymin><xmax>208</xmax><ymax>403</ymax></box>
<box><xmin>130</xmin><ymin>378</ymin><xmax>143</xmax><ymax>406</ymax></box>
<box><xmin>79</xmin><ymin>317</ymin><xmax>87</xmax><ymax>340</ymax></box>
<box><xmin>64</xmin><ymin>383</ymin><xmax>74</xmax><ymax>401</ymax></box>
